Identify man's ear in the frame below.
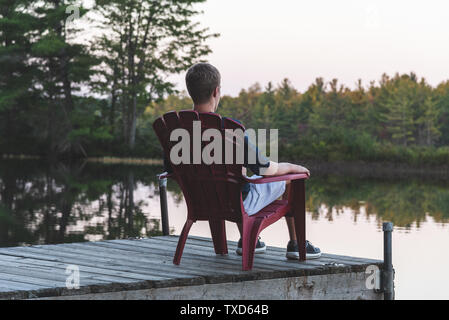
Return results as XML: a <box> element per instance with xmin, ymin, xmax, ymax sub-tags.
<box><xmin>212</xmin><ymin>86</ymin><xmax>219</xmax><ymax>98</ymax></box>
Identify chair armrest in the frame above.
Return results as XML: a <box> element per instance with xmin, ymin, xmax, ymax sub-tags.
<box><xmin>243</xmin><ymin>173</ymin><xmax>309</xmax><ymax>184</ymax></box>
<box><xmin>157</xmin><ymin>172</ymin><xmax>173</xmax><ymax>180</ymax></box>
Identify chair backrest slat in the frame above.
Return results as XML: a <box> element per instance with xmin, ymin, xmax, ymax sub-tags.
<box><xmin>153</xmin><ymin>111</ymin><xmax>246</xmax><ymax>222</ymax></box>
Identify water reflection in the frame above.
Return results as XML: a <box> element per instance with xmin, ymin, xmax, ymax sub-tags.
<box><xmin>307</xmin><ymin>175</ymin><xmax>449</xmax><ymax>229</ymax></box>
<box><xmin>0</xmin><ymin>160</ymin><xmax>181</xmax><ymax>247</ymax></box>
<box><xmin>0</xmin><ymin>160</ymin><xmax>448</xmax><ymax>247</ymax></box>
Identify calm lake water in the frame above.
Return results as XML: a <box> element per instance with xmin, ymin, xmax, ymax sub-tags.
<box><xmin>0</xmin><ymin>159</ymin><xmax>448</xmax><ymax>299</ymax></box>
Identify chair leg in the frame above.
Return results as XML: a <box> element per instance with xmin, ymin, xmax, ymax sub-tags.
<box><xmin>292</xmin><ymin>180</ymin><xmax>306</xmax><ymax>261</ymax></box>
<box><xmin>173</xmin><ymin>219</ymin><xmax>194</xmax><ymax>265</ymax></box>
<box><xmin>209</xmin><ymin>220</ymin><xmax>228</xmax><ymax>255</ymax></box>
<box><xmin>242</xmin><ymin>219</ymin><xmax>263</xmax><ymax>271</ymax></box>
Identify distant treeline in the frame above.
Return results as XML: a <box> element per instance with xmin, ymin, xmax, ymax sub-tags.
<box><xmin>1</xmin><ymin>3</ymin><xmax>449</xmax><ymax>165</ymax></box>
<box><xmin>147</xmin><ymin>73</ymin><xmax>449</xmax><ymax>165</ymax></box>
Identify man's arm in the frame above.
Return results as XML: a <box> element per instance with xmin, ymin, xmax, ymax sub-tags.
<box><xmin>242</xmin><ymin>133</ymin><xmax>309</xmax><ymax>177</ymax></box>
<box><xmin>261</xmin><ymin>161</ymin><xmax>310</xmax><ymax>177</ymax></box>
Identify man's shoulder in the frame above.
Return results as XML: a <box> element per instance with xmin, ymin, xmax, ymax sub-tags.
<box><xmin>222</xmin><ymin>117</ymin><xmax>243</xmax><ymax>126</ymax></box>
<box><xmin>227</xmin><ymin>117</ymin><xmax>242</xmax><ymax>124</ymax></box>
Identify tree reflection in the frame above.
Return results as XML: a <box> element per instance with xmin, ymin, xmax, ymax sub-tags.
<box><xmin>306</xmin><ymin>175</ymin><xmax>449</xmax><ymax>228</ymax></box>
<box><xmin>0</xmin><ymin>160</ymin><xmax>173</xmax><ymax>247</ymax></box>
<box><xmin>1</xmin><ymin>160</ymin><xmax>448</xmax><ymax>247</ymax></box>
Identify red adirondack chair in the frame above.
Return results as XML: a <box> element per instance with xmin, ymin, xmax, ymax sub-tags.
<box><xmin>153</xmin><ymin>110</ymin><xmax>309</xmax><ymax>271</ymax></box>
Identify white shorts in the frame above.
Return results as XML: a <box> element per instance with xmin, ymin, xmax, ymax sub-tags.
<box><xmin>243</xmin><ymin>175</ymin><xmax>286</xmax><ymax>216</ymax></box>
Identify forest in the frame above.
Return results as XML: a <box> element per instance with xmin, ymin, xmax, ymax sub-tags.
<box><xmin>144</xmin><ymin>73</ymin><xmax>449</xmax><ymax>165</ymax></box>
<box><xmin>1</xmin><ymin>1</ymin><xmax>449</xmax><ymax>166</ymax></box>
<box><xmin>0</xmin><ymin>0</ymin><xmax>217</xmax><ymax>158</ymax></box>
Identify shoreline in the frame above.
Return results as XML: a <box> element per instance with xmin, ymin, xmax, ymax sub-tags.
<box><xmin>1</xmin><ymin>154</ymin><xmax>163</xmax><ymax>166</ymax></box>
<box><xmin>1</xmin><ymin>155</ymin><xmax>449</xmax><ymax>179</ymax></box>
<box><xmin>301</xmin><ymin>160</ymin><xmax>449</xmax><ymax>180</ymax></box>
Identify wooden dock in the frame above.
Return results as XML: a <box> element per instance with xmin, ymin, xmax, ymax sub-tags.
<box><xmin>0</xmin><ymin>236</ymin><xmax>384</xmax><ymax>300</ymax></box>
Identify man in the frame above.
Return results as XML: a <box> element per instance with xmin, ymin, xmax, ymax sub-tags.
<box><xmin>166</xmin><ymin>62</ymin><xmax>321</xmax><ymax>259</ymax></box>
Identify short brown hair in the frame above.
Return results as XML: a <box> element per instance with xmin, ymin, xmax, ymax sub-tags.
<box><xmin>185</xmin><ymin>63</ymin><xmax>221</xmax><ymax>104</ymax></box>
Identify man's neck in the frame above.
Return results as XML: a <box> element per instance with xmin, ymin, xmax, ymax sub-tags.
<box><xmin>193</xmin><ymin>102</ymin><xmax>215</xmax><ymax>113</ymax></box>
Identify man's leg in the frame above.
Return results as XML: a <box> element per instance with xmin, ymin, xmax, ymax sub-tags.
<box><xmin>236</xmin><ymin>180</ymin><xmax>290</xmax><ymax>255</ymax></box>
<box><xmin>237</xmin><ymin>180</ymin><xmax>293</xmax><ymax>246</ymax></box>
<box><xmin>237</xmin><ymin>222</ymin><xmax>243</xmax><ymax>236</ymax></box>
<box><xmin>239</xmin><ymin>181</ymin><xmax>298</xmax><ymax>241</ymax></box>
<box><xmin>283</xmin><ymin>180</ymin><xmax>322</xmax><ymax>259</ymax></box>
<box><xmin>238</xmin><ymin>179</ymin><xmax>321</xmax><ymax>259</ymax></box>
<box><xmin>236</xmin><ymin>176</ymin><xmax>287</xmax><ymax>255</ymax></box>
<box><xmin>236</xmin><ymin>221</ymin><xmax>266</xmax><ymax>255</ymax></box>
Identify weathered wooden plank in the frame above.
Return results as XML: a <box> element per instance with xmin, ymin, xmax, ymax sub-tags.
<box><xmin>183</xmin><ymin>235</ymin><xmax>383</xmax><ymax>264</ymax></box>
<box><xmin>10</xmin><ymin>247</ymin><xmax>217</xmax><ymax>283</ymax></box>
<box><xmin>64</xmin><ymin>242</ymin><xmax>264</xmax><ymax>276</ymax></box>
<box><xmin>120</xmin><ymin>240</ymin><xmax>351</xmax><ymax>280</ymax></box>
<box><xmin>0</xmin><ymin>253</ymin><xmax>208</xmax><ymax>299</ymax></box>
<box><xmin>142</xmin><ymin>239</ymin><xmax>359</xmax><ymax>278</ymax></box>
<box><xmin>0</xmin><ymin>279</ymin><xmax>46</xmax><ymax>291</ymax></box>
<box><xmin>75</xmin><ymin>242</ymin><xmax>292</xmax><ymax>285</ymax></box>
<box><xmin>0</xmin><ymin>259</ymin><xmax>166</xmax><ymax>285</ymax></box>
<box><xmin>65</xmin><ymin>240</ymin><xmax>330</xmax><ymax>286</ymax></box>
<box><xmin>155</xmin><ymin>236</ymin><xmax>382</xmax><ymax>265</ymax></box>
<box><xmin>0</xmin><ymin>272</ymin><xmax>64</xmax><ymax>288</ymax></box>
<box><xmin>115</xmin><ymin>238</ymin><xmax>292</xmax><ymax>267</ymax></box>
<box><xmin>0</xmin><ymin>236</ymin><xmax>384</xmax><ymax>300</ymax></box>
<box><xmin>142</xmin><ymin>237</ymin><xmax>381</xmax><ymax>279</ymax></box>
<box><xmin>43</xmin><ymin>241</ymin><xmax>340</xmax><ymax>281</ymax></box>
<box><xmin>140</xmin><ymin>237</ymin><xmax>330</xmax><ymax>269</ymax></box>
<box><xmin>29</xmin><ymin>243</ymin><xmax>250</xmax><ymax>277</ymax></box>
<box><xmin>0</xmin><ymin>262</ymin><xmax>99</xmax><ymax>284</ymax></box>
<box><xmin>84</xmin><ymin>240</ymin><xmax>299</xmax><ymax>272</ymax></box>
<box><xmin>113</xmin><ymin>240</ymin><xmax>314</xmax><ymax>272</ymax></box>
<box><xmin>37</xmin><ymin>242</ymin><xmax>257</xmax><ymax>276</ymax></box>
<box><xmin>0</xmin><ymin>249</ymin><xmax>195</xmax><ymax>281</ymax></box>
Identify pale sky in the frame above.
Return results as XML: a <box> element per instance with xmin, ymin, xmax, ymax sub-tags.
<box><xmin>169</xmin><ymin>0</ymin><xmax>449</xmax><ymax>96</ymax></box>
<box><xmin>81</xmin><ymin>0</ymin><xmax>449</xmax><ymax>97</ymax></box>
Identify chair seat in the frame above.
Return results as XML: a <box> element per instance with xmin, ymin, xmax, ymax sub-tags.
<box><xmin>248</xmin><ymin>200</ymin><xmax>290</xmax><ymax>222</ymax></box>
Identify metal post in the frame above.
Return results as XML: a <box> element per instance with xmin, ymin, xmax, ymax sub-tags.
<box><xmin>382</xmin><ymin>222</ymin><xmax>394</xmax><ymax>300</ymax></box>
<box><xmin>158</xmin><ymin>176</ymin><xmax>170</xmax><ymax>236</ymax></box>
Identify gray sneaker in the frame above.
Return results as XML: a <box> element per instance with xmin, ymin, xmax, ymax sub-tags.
<box><xmin>286</xmin><ymin>240</ymin><xmax>321</xmax><ymax>260</ymax></box>
<box><xmin>236</xmin><ymin>237</ymin><xmax>267</xmax><ymax>255</ymax></box>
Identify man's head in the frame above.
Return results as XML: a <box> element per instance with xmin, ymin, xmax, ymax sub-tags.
<box><xmin>185</xmin><ymin>63</ymin><xmax>221</xmax><ymax>112</ymax></box>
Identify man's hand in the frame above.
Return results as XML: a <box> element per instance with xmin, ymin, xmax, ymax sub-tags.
<box><xmin>293</xmin><ymin>164</ymin><xmax>310</xmax><ymax>177</ymax></box>
<box><xmin>262</xmin><ymin>161</ymin><xmax>310</xmax><ymax>177</ymax></box>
